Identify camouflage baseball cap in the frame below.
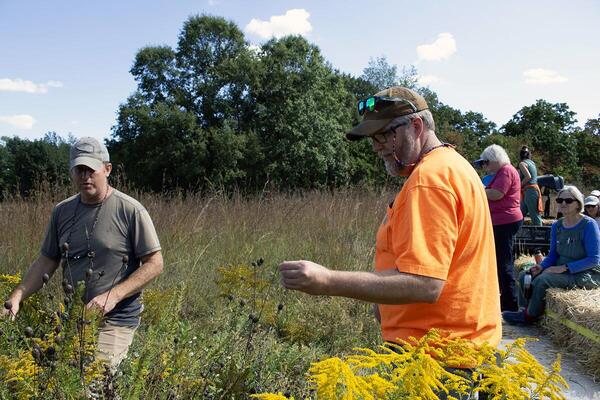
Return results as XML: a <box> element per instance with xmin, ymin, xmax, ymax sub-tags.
<box><xmin>70</xmin><ymin>137</ymin><xmax>110</xmax><ymax>171</ymax></box>
<box><xmin>346</xmin><ymin>86</ymin><xmax>429</xmax><ymax>141</ymax></box>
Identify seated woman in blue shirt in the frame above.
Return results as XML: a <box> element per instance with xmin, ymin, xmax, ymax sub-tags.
<box><xmin>503</xmin><ymin>185</ymin><xmax>600</xmax><ymax>324</ymax></box>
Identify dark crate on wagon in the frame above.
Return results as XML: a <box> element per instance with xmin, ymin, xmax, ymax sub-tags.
<box><xmin>515</xmin><ymin>225</ymin><xmax>552</xmax><ymax>255</ymax></box>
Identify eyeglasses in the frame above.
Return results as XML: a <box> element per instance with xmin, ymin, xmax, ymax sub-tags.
<box><xmin>555</xmin><ymin>198</ymin><xmax>577</xmax><ymax>205</ymax></box>
<box><xmin>370</xmin><ymin>120</ymin><xmax>410</xmax><ymax>144</ymax></box>
<box><xmin>357</xmin><ymin>96</ymin><xmax>417</xmax><ymax>116</ymax></box>
<box><xmin>585</xmin><ymin>204</ymin><xmax>598</xmax><ymax>208</ymax></box>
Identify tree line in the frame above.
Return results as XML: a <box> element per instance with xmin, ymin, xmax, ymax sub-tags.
<box><xmin>1</xmin><ymin>15</ymin><xmax>599</xmax><ymax>198</ymax></box>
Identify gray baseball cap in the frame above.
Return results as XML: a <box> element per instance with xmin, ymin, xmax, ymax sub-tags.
<box><xmin>70</xmin><ymin>137</ymin><xmax>110</xmax><ymax>171</ymax></box>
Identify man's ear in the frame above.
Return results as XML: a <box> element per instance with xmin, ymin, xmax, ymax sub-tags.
<box><xmin>105</xmin><ymin>163</ymin><xmax>113</xmax><ymax>177</ymax></box>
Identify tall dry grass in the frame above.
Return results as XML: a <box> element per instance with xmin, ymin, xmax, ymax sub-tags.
<box><xmin>0</xmin><ymin>187</ymin><xmax>396</xmax><ymax>356</ymax></box>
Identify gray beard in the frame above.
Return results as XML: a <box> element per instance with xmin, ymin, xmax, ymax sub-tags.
<box><xmin>384</xmin><ymin>158</ymin><xmax>400</xmax><ymax>176</ymax></box>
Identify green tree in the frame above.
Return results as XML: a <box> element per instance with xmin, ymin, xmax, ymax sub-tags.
<box><xmin>130</xmin><ymin>46</ymin><xmax>177</xmax><ymax>104</ymax></box>
<box><xmin>250</xmin><ymin>35</ymin><xmax>353</xmax><ymax>188</ymax></box>
<box><xmin>0</xmin><ymin>133</ymin><xmax>71</xmax><ymax>197</ymax></box>
<box><xmin>361</xmin><ymin>56</ymin><xmax>398</xmax><ymax>91</ymax></box>
<box><xmin>574</xmin><ymin>115</ymin><xmax>600</xmax><ymax>189</ymax></box>
<box><xmin>175</xmin><ymin>14</ymin><xmax>255</xmax><ymax>128</ymax></box>
<box><xmin>502</xmin><ymin>100</ymin><xmax>579</xmax><ymax>181</ymax></box>
<box><xmin>108</xmin><ymin>95</ymin><xmax>208</xmax><ymax>192</ymax></box>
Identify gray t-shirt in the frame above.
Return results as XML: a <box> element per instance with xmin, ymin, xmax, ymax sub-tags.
<box><xmin>41</xmin><ymin>189</ymin><xmax>161</xmax><ymax>327</ymax></box>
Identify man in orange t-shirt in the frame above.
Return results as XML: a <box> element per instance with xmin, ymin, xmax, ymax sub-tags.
<box><xmin>279</xmin><ymin>86</ymin><xmax>501</xmax><ymax>348</ymax></box>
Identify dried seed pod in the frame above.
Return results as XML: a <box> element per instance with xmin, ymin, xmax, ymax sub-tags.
<box><xmin>63</xmin><ymin>297</ymin><xmax>71</xmax><ymax>306</ymax></box>
<box><xmin>32</xmin><ymin>347</ymin><xmax>41</xmax><ymax>361</ymax></box>
<box><xmin>122</xmin><ymin>255</ymin><xmax>129</xmax><ymax>264</ymax></box>
<box><xmin>46</xmin><ymin>346</ymin><xmax>56</xmax><ymax>360</ymax></box>
<box><xmin>86</xmin><ymin>268</ymin><xmax>93</xmax><ymax>279</ymax></box>
<box><xmin>61</xmin><ymin>242</ymin><xmax>69</xmax><ymax>253</ymax></box>
<box><xmin>3</xmin><ymin>300</ymin><xmax>12</xmax><ymax>310</ymax></box>
<box><xmin>42</xmin><ymin>273</ymin><xmax>50</xmax><ymax>284</ymax></box>
<box><xmin>64</xmin><ymin>284</ymin><xmax>74</xmax><ymax>295</ymax></box>
<box><xmin>24</xmin><ymin>327</ymin><xmax>34</xmax><ymax>338</ymax></box>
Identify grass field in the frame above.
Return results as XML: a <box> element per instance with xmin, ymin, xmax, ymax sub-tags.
<box><xmin>0</xmin><ymin>188</ymin><xmax>568</xmax><ymax>399</ymax></box>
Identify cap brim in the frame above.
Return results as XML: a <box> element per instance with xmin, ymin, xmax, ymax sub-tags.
<box><xmin>70</xmin><ymin>156</ymin><xmax>103</xmax><ymax>171</ymax></box>
<box><xmin>346</xmin><ymin>118</ymin><xmax>392</xmax><ymax>141</ymax></box>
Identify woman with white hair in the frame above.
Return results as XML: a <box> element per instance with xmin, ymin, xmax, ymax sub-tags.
<box><xmin>481</xmin><ymin>144</ymin><xmax>523</xmax><ymax>311</ymax></box>
<box><xmin>504</xmin><ymin>185</ymin><xmax>600</xmax><ymax>324</ymax></box>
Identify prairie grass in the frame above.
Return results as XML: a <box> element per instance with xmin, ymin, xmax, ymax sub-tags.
<box><xmin>0</xmin><ymin>187</ymin><xmax>568</xmax><ymax>399</ymax></box>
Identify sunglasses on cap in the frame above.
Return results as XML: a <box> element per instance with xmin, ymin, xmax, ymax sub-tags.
<box><xmin>555</xmin><ymin>198</ymin><xmax>577</xmax><ymax>204</ymax></box>
<box><xmin>357</xmin><ymin>96</ymin><xmax>417</xmax><ymax>116</ymax></box>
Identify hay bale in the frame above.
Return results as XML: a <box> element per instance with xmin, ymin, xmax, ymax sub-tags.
<box><xmin>543</xmin><ymin>288</ymin><xmax>600</xmax><ymax>381</ymax></box>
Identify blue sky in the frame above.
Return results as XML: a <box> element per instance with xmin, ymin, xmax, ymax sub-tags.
<box><xmin>1</xmin><ymin>0</ymin><xmax>599</xmax><ymax>141</ymax></box>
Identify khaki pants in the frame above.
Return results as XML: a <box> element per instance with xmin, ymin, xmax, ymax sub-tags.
<box><xmin>96</xmin><ymin>321</ymin><xmax>137</xmax><ymax>373</ymax></box>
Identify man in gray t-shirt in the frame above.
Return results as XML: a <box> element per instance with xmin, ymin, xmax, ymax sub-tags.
<box><xmin>2</xmin><ymin>137</ymin><xmax>163</xmax><ymax>370</ymax></box>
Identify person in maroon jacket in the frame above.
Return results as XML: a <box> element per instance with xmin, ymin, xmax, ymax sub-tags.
<box><xmin>480</xmin><ymin>144</ymin><xmax>523</xmax><ymax>311</ymax></box>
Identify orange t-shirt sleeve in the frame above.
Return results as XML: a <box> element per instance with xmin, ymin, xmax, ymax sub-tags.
<box><xmin>391</xmin><ymin>186</ymin><xmax>458</xmax><ymax>280</ymax></box>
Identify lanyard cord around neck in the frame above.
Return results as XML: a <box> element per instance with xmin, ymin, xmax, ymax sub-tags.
<box><xmin>416</xmin><ymin>142</ymin><xmax>455</xmax><ymax>164</ymax></box>
<box><xmin>63</xmin><ymin>186</ymin><xmax>110</xmax><ymax>267</ymax></box>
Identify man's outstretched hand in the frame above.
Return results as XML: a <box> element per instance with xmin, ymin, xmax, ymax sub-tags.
<box><xmin>279</xmin><ymin>260</ymin><xmax>333</xmax><ymax>296</ymax></box>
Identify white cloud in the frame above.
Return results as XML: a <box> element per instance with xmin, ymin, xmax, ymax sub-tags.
<box><xmin>0</xmin><ymin>78</ymin><xmax>64</xmax><ymax>94</ymax></box>
<box><xmin>0</xmin><ymin>114</ymin><xmax>36</xmax><ymax>130</ymax></box>
<box><xmin>416</xmin><ymin>33</ymin><xmax>457</xmax><ymax>62</ymax></box>
<box><xmin>417</xmin><ymin>75</ymin><xmax>440</xmax><ymax>85</ymax></box>
<box><xmin>523</xmin><ymin>68</ymin><xmax>568</xmax><ymax>85</ymax></box>
<box><xmin>245</xmin><ymin>9</ymin><xmax>312</xmax><ymax>39</ymax></box>
<box><xmin>207</xmin><ymin>0</ymin><xmax>218</xmax><ymax>5</ymax></box>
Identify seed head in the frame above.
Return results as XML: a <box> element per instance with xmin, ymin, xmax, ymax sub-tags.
<box><xmin>24</xmin><ymin>327</ymin><xmax>34</xmax><ymax>338</ymax></box>
<box><xmin>42</xmin><ymin>273</ymin><xmax>50</xmax><ymax>284</ymax></box>
<box><xmin>64</xmin><ymin>284</ymin><xmax>74</xmax><ymax>295</ymax></box>
<box><xmin>46</xmin><ymin>346</ymin><xmax>56</xmax><ymax>359</ymax></box>
<box><xmin>32</xmin><ymin>347</ymin><xmax>41</xmax><ymax>361</ymax></box>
